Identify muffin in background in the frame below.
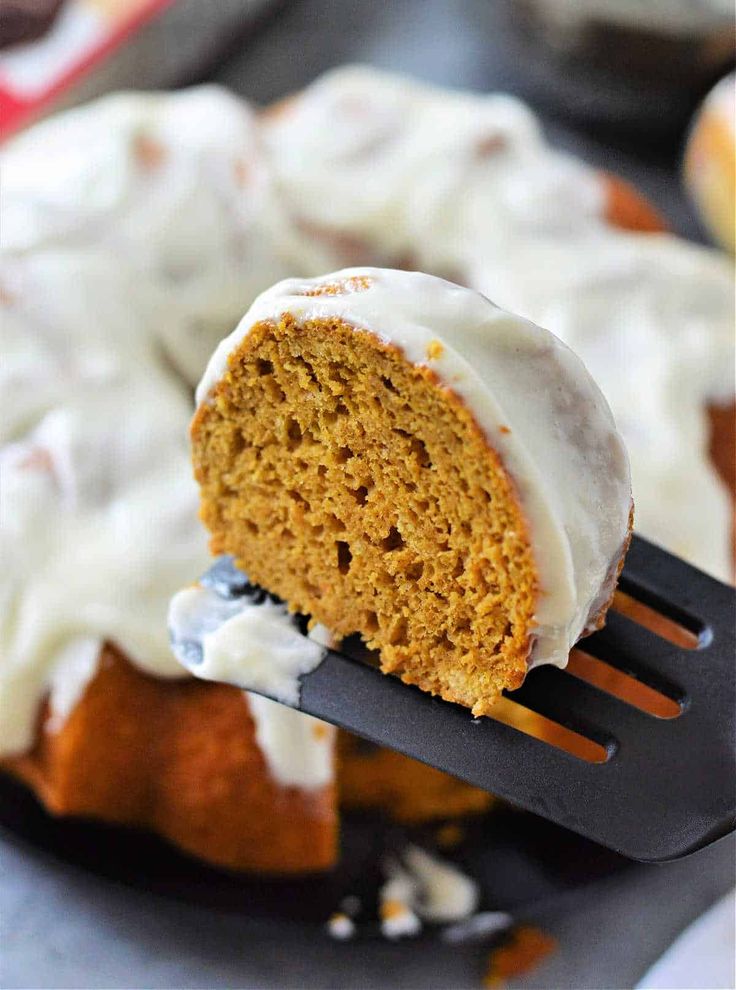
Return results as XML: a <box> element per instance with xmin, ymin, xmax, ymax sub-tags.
<box><xmin>685</xmin><ymin>73</ymin><xmax>735</xmax><ymax>254</ymax></box>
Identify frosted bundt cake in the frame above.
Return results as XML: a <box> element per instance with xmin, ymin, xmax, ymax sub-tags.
<box><xmin>1</xmin><ymin>66</ymin><xmax>734</xmax><ymax>875</ymax></box>
<box><xmin>181</xmin><ymin>268</ymin><xmax>632</xmax><ymax>715</ymax></box>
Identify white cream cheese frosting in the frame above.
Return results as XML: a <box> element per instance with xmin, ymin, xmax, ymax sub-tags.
<box><xmin>0</xmin><ymin>88</ymin><xmax>339</xmax><ymax>787</ymax></box>
<box><xmin>0</xmin><ymin>251</ymin><xmax>169</xmax><ymax>444</ymax></box>
<box><xmin>262</xmin><ymin>65</ymin><xmax>605</xmax><ymax>276</ymax></box>
<box><xmin>197</xmin><ymin>267</ymin><xmax>632</xmax><ymax>670</ymax></box>
<box><xmin>0</xmin><ymin>86</ymin><xmax>304</xmax><ymax>386</ymax></box>
<box><xmin>167</xmin><ymin>585</ymin><xmax>327</xmax><ymax>706</ymax></box>
<box><xmin>246</xmin><ymin>693</ymin><xmax>334</xmax><ymax>790</ymax></box>
<box><xmin>0</xmin><ymin>250</ymin><xmax>335</xmax><ymax>790</ymax></box>
<box><xmin>467</xmin><ymin>232</ymin><xmax>735</xmax><ymax>580</ymax></box>
<box><xmin>0</xmin><ymin>384</ymin><xmax>206</xmax><ymax>755</ymax></box>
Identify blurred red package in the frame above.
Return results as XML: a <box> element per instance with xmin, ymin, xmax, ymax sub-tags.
<box><xmin>0</xmin><ymin>0</ymin><xmax>274</xmax><ymax>140</ymax></box>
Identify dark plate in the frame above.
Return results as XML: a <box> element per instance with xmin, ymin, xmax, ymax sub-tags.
<box><xmin>0</xmin><ymin>771</ymin><xmax>628</xmax><ymax>926</ymax></box>
<box><xmin>2</xmin><ymin>770</ymin><xmax>733</xmax><ymax>990</ymax></box>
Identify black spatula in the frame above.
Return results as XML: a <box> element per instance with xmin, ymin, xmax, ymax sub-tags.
<box><xmin>185</xmin><ymin>536</ymin><xmax>736</xmax><ymax>863</ymax></box>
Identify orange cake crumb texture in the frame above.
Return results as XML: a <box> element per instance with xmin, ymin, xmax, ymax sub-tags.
<box><xmin>193</xmin><ymin>314</ymin><xmax>537</xmax><ymax>716</ymax></box>
<box><xmin>484</xmin><ymin>925</ymin><xmax>557</xmax><ymax>988</ymax></box>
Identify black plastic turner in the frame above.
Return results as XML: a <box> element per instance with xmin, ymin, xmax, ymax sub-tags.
<box><xmin>197</xmin><ymin>535</ymin><xmax>736</xmax><ymax>863</ymax></box>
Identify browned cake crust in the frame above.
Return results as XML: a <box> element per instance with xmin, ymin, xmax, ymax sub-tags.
<box><xmin>708</xmin><ymin>401</ymin><xmax>736</xmax><ymax>567</ymax></box>
<box><xmin>2</xmin><ymin>645</ymin><xmax>337</xmax><ymax>874</ymax></box>
<box><xmin>600</xmin><ymin>173</ymin><xmax>667</xmax><ymax>234</ymax></box>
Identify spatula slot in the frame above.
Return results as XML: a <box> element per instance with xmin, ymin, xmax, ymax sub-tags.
<box><xmin>489</xmin><ymin>696</ymin><xmax>610</xmax><ymax>763</ymax></box>
<box><xmin>613</xmin><ymin>582</ymin><xmax>706</xmax><ymax>649</ymax></box>
<box><xmin>567</xmin><ymin>648</ymin><xmax>682</xmax><ymax>719</ymax></box>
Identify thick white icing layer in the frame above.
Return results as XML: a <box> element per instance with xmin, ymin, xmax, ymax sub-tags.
<box><xmin>167</xmin><ymin>585</ymin><xmax>326</xmax><ymax>705</ymax></box>
<box><xmin>468</xmin><ymin>233</ymin><xmax>735</xmax><ymax>579</ymax></box>
<box><xmin>0</xmin><ymin>252</ymin><xmax>167</xmax><ymax>444</ymax></box>
<box><xmin>0</xmin><ymin>249</ymin><xmax>211</xmax><ymax>757</ymax></box>
<box><xmin>198</xmin><ymin>267</ymin><xmax>632</xmax><ymax>669</ymax></box>
<box><xmin>0</xmin><ymin>86</ymin><xmax>337</xmax><ymax>785</ymax></box>
<box><xmin>262</xmin><ymin>65</ymin><xmax>604</xmax><ymax>277</ymax></box>
<box><xmin>0</xmin><ymin>382</ymin><xmax>206</xmax><ymax>755</ymax></box>
<box><xmin>0</xmin><ymin>87</ymin><xmax>302</xmax><ymax>386</ymax></box>
<box><xmin>247</xmin><ymin>693</ymin><xmax>334</xmax><ymax>790</ymax></box>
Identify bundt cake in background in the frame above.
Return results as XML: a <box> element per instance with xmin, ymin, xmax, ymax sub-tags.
<box><xmin>1</xmin><ymin>66</ymin><xmax>734</xmax><ymax>874</ymax></box>
<box><xmin>180</xmin><ymin>268</ymin><xmax>631</xmax><ymax>715</ymax></box>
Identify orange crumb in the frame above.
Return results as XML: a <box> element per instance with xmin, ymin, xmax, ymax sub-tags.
<box><xmin>233</xmin><ymin>158</ymin><xmax>252</xmax><ymax>186</ymax></box>
<box><xmin>312</xmin><ymin>723</ymin><xmax>330</xmax><ymax>741</ymax></box>
<box><xmin>499</xmin><ymin>425</ymin><xmax>511</xmax><ymax>435</ymax></box>
<box><xmin>381</xmin><ymin>899</ymin><xmax>409</xmax><ymax>921</ymax></box>
<box><xmin>426</xmin><ymin>340</ymin><xmax>444</xmax><ymax>360</ymax></box>
<box><xmin>435</xmin><ymin>822</ymin><xmax>465</xmax><ymax>848</ymax></box>
<box><xmin>483</xmin><ymin>925</ymin><xmax>557</xmax><ymax>988</ymax></box>
<box><xmin>302</xmin><ymin>276</ymin><xmax>373</xmax><ymax>296</ymax></box>
<box><xmin>133</xmin><ymin>133</ymin><xmax>166</xmax><ymax>170</ymax></box>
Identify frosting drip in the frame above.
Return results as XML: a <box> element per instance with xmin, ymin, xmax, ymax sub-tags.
<box><xmin>167</xmin><ymin>559</ymin><xmax>333</xmax><ymax>789</ymax></box>
<box><xmin>168</xmin><ymin>584</ymin><xmax>326</xmax><ymax>706</ymax></box>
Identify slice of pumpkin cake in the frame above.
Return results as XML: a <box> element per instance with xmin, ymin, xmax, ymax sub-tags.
<box><xmin>186</xmin><ymin>268</ymin><xmax>632</xmax><ymax>716</ymax></box>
